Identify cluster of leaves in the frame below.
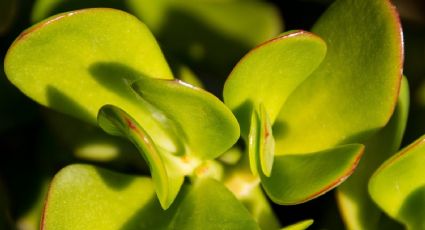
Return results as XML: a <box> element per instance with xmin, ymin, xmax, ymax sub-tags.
<box><xmin>1</xmin><ymin>0</ymin><xmax>425</xmax><ymax>229</ymax></box>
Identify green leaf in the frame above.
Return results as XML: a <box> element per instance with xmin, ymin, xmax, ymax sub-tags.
<box><xmin>337</xmin><ymin>77</ymin><xmax>409</xmax><ymax>230</ymax></box>
<box><xmin>369</xmin><ymin>135</ymin><xmax>425</xmax><ymax>229</ymax></box>
<box><xmin>275</xmin><ymin>0</ymin><xmax>403</xmax><ymax>154</ymax></box>
<box><xmin>41</xmin><ymin>164</ymin><xmax>159</xmax><ymax>230</ymax></box>
<box><xmin>31</xmin><ymin>0</ymin><xmax>282</xmax><ymax>76</ymax></box>
<box><xmin>261</xmin><ymin>144</ymin><xmax>364</xmax><ymax>204</ymax></box>
<box><xmin>281</xmin><ymin>219</ymin><xmax>314</xmax><ymax>230</ymax></box>
<box><xmin>167</xmin><ymin>178</ymin><xmax>260</xmax><ymax>230</ymax></box>
<box><xmin>224</xmin><ymin>30</ymin><xmax>327</xmax><ymax>136</ymax></box>
<box><xmin>132</xmin><ymin>76</ymin><xmax>240</xmax><ymax>160</ymax></box>
<box><xmin>4</xmin><ymin>8</ymin><xmax>180</xmax><ymax>153</ymax></box>
<box><xmin>98</xmin><ymin>105</ymin><xmax>184</xmax><ymax>209</ymax></box>
<box><xmin>248</xmin><ymin>104</ymin><xmax>275</xmax><ymax>177</ymax></box>
<box><xmin>42</xmin><ymin>164</ymin><xmax>260</xmax><ymax>230</ymax></box>
<box><xmin>248</xmin><ymin>106</ymin><xmax>260</xmax><ymax>176</ymax></box>
<box><xmin>258</xmin><ymin>104</ymin><xmax>275</xmax><ymax>177</ymax></box>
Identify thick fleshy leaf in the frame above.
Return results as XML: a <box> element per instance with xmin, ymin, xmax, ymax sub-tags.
<box><xmin>4</xmin><ymin>8</ymin><xmax>180</xmax><ymax>153</ymax></box>
<box><xmin>337</xmin><ymin>77</ymin><xmax>409</xmax><ymax>230</ymax></box>
<box><xmin>167</xmin><ymin>178</ymin><xmax>260</xmax><ymax>229</ymax></box>
<box><xmin>258</xmin><ymin>104</ymin><xmax>275</xmax><ymax>177</ymax></box>
<box><xmin>132</xmin><ymin>76</ymin><xmax>239</xmax><ymax>160</ymax></box>
<box><xmin>369</xmin><ymin>135</ymin><xmax>425</xmax><ymax>229</ymax></box>
<box><xmin>41</xmin><ymin>164</ymin><xmax>159</xmax><ymax>229</ymax></box>
<box><xmin>31</xmin><ymin>0</ymin><xmax>282</xmax><ymax>77</ymax></box>
<box><xmin>42</xmin><ymin>164</ymin><xmax>260</xmax><ymax>229</ymax></box>
<box><xmin>98</xmin><ymin>105</ymin><xmax>184</xmax><ymax>209</ymax></box>
<box><xmin>275</xmin><ymin>0</ymin><xmax>403</xmax><ymax>154</ymax></box>
<box><xmin>248</xmin><ymin>107</ymin><xmax>260</xmax><ymax>176</ymax></box>
<box><xmin>223</xmin><ymin>30</ymin><xmax>327</xmax><ymax>136</ymax></box>
<box><xmin>281</xmin><ymin>220</ymin><xmax>314</xmax><ymax>230</ymax></box>
<box><xmin>261</xmin><ymin>144</ymin><xmax>364</xmax><ymax>204</ymax></box>
<box><xmin>248</xmin><ymin>104</ymin><xmax>275</xmax><ymax>177</ymax></box>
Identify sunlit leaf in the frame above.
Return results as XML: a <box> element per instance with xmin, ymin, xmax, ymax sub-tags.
<box><xmin>248</xmin><ymin>107</ymin><xmax>260</xmax><ymax>176</ymax></box>
<box><xmin>224</xmin><ymin>30</ymin><xmax>326</xmax><ymax>136</ymax></box>
<box><xmin>98</xmin><ymin>105</ymin><xmax>184</xmax><ymax>209</ymax></box>
<box><xmin>132</xmin><ymin>76</ymin><xmax>239</xmax><ymax>160</ymax></box>
<box><xmin>258</xmin><ymin>104</ymin><xmax>275</xmax><ymax>177</ymax></box>
<box><xmin>337</xmin><ymin>77</ymin><xmax>409</xmax><ymax>230</ymax></box>
<box><xmin>275</xmin><ymin>0</ymin><xmax>403</xmax><ymax>154</ymax></box>
<box><xmin>41</xmin><ymin>164</ymin><xmax>159</xmax><ymax>229</ymax></box>
<box><xmin>369</xmin><ymin>135</ymin><xmax>425</xmax><ymax>229</ymax></box>
<box><xmin>261</xmin><ymin>144</ymin><xmax>364</xmax><ymax>204</ymax></box>
<box><xmin>168</xmin><ymin>178</ymin><xmax>260</xmax><ymax>229</ymax></box>
<box><xmin>31</xmin><ymin>0</ymin><xmax>282</xmax><ymax>77</ymax></box>
<box><xmin>4</xmin><ymin>8</ymin><xmax>180</xmax><ymax>153</ymax></box>
<box><xmin>42</xmin><ymin>164</ymin><xmax>260</xmax><ymax>229</ymax></box>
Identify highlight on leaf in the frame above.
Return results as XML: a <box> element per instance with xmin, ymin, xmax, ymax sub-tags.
<box><xmin>131</xmin><ymin>76</ymin><xmax>240</xmax><ymax>160</ymax></box>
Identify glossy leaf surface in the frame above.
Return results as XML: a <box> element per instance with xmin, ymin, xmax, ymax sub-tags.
<box><xmin>31</xmin><ymin>0</ymin><xmax>282</xmax><ymax>76</ymax></box>
<box><xmin>261</xmin><ymin>144</ymin><xmax>364</xmax><ymax>204</ymax></box>
<box><xmin>132</xmin><ymin>77</ymin><xmax>239</xmax><ymax>160</ymax></box>
<box><xmin>98</xmin><ymin>105</ymin><xmax>184</xmax><ymax>209</ymax></box>
<box><xmin>248</xmin><ymin>104</ymin><xmax>275</xmax><ymax>177</ymax></box>
<box><xmin>275</xmin><ymin>0</ymin><xmax>403</xmax><ymax>154</ymax></box>
<box><xmin>369</xmin><ymin>135</ymin><xmax>425</xmax><ymax>229</ymax></box>
<box><xmin>337</xmin><ymin>77</ymin><xmax>409</xmax><ymax>230</ymax></box>
<box><xmin>4</xmin><ymin>8</ymin><xmax>179</xmax><ymax>153</ymax></box>
<box><xmin>224</xmin><ymin>30</ymin><xmax>327</xmax><ymax>136</ymax></box>
<box><xmin>42</xmin><ymin>164</ymin><xmax>259</xmax><ymax>230</ymax></box>
<box><xmin>42</xmin><ymin>164</ymin><xmax>159</xmax><ymax>229</ymax></box>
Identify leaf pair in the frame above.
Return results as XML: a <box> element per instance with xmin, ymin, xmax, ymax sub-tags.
<box><xmin>224</xmin><ymin>0</ymin><xmax>403</xmax><ymax>204</ymax></box>
<box><xmin>31</xmin><ymin>0</ymin><xmax>282</xmax><ymax>76</ymax></box>
<box><xmin>41</xmin><ymin>164</ymin><xmax>260</xmax><ymax>230</ymax></box>
<box><xmin>5</xmin><ymin>8</ymin><xmax>239</xmax><ymax>209</ymax></box>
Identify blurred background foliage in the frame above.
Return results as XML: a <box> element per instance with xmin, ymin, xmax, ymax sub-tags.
<box><xmin>0</xmin><ymin>0</ymin><xmax>424</xmax><ymax>229</ymax></box>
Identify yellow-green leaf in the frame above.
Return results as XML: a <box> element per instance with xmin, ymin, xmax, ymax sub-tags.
<box><xmin>369</xmin><ymin>135</ymin><xmax>425</xmax><ymax>229</ymax></box>
<box><xmin>275</xmin><ymin>0</ymin><xmax>403</xmax><ymax>154</ymax></box>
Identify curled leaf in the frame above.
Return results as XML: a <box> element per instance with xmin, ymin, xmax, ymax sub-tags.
<box><xmin>98</xmin><ymin>105</ymin><xmax>184</xmax><ymax>209</ymax></box>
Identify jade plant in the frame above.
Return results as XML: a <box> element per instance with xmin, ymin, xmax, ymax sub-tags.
<box><xmin>3</xmin><ymin>0</ymin><xmax>424</xmax><ymax>229</ymax></box>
